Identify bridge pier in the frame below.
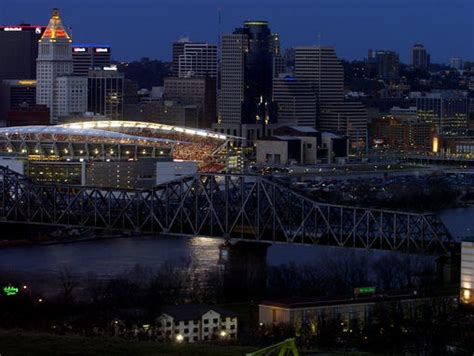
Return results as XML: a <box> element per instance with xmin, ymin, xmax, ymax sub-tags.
<box><xmin>219</xmin><ymin>240</ymin><xmax>270</xmax><ymax>302</ymax></box>
<box><xmin>436</xmin><ymin>252</ymin><xmax>461</xmax><ymax>285</ymax></box>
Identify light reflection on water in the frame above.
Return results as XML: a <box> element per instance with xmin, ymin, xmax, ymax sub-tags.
<box><xmin>0</xmin><ymin>236</ymin><xmax>223</xmax><ymax>277</ymax></box>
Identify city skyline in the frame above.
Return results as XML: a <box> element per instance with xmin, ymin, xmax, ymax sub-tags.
<box><xmin>0</xmin><ymin>0</ymin><xmax>472</xmax><ymax>63</ymax></box>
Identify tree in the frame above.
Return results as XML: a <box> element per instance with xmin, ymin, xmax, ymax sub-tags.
<box><xmin>57</xmin><ymin>264</ymin><xmax>78</xmax><ymax>306</ymax></box>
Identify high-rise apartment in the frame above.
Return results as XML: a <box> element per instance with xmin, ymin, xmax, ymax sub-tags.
<box><xmin>449</xmin><ymin>57</ymin><xmax>463</xmax><ymax>70</ymax></box>
<box><xmin>0</xmin><ymin>25</ymin><xmax>46</xmax><ymax>80</ymax></box>
<box><xmin>411</xmin><ymin>44</ymin><xmax>430</xmax><ymax>70</ymax></box>
<box><xmin>367</xmin><ymin>50</ymin><xmax>400</xmax><ymax>80</ymax></box>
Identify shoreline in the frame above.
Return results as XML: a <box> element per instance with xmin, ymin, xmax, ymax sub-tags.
<box><xmin>0</xmin><ymin>233</ymin><xmax>157</xmax><ymax>248</ymax></box>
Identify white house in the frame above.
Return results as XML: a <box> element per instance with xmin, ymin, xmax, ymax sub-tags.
<box><xmin>155</xmin><ymin>304</ymin><xmax>238</xmax><ymax>343</ymax></box>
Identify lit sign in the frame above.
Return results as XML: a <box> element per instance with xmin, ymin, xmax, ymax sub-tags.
<box><xmin>35</xmin><ymin>27</ymin><xmax>42</xmax><ymax>34</ymax></box>
<box><xmin>73</xmin><ymin>47</ymin><xmax>87</xmax><ymax>53</ymax></box>
<box><xmin>354</xmin><ymin>287</ymin><xmax>376</xmax><ymax>294</ymax></box>
<box><xmin>3</xmin><ymin>27</ymin><xmax>22</xmax><ymax>32</ymax></box>
<box><xmin>95</xmin><ymin>48</ymin><xmax>109</xmax><ymax>53</ymax></box>
<box><xmin>18</xmin><ymin>80</ymin><xmax>37</xmax><ymax>86</ymax></box>
<box><xmin>3</xmin><ymin>285</ymin><xmax>19</xmax><ymax>296</ymax></box>
<box><xmin>432</xmin><ymin>136</ymin><xmax>439</xmax><ymax>153</ymax></box>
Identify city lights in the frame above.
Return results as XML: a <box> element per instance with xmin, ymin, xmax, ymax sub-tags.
<box><xmin>0</xmin><ymin>3</ymin><xmax>471</xmax><ymax>355</ymax></box>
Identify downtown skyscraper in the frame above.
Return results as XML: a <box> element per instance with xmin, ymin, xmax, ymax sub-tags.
<box><xmin>0</xmin><ymin>25</ymin><xmax>46</xmax><ymax>81</ymax></box>
<box><xmin>294</xmin><ymin>46</ymin><xmax>368</xmax><ymax>149</ymax></box>
<box><xmin>217</xmin><ymin>21</ymin><xmax>278</xmax><ymax>138</ymax></box>
<box><xmin>171</xmin><ymin>38</ymin><xmax>217</xmax><ymax>78</ymax></box>
<box><xmin>36</xmin><ymin>8</ymin><xmax>87</xmax><ymax>123</ymax></box>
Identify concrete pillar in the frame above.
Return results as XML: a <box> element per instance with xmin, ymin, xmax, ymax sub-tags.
<box><xmin>219</xmin><ymin>240</ymin><xmax>270</xmax><ymax>302</ymax></box>
<box><xmin>436</xmin><ymin>251</ymin><xmax>461</xmax><ymax>285</ymax></box>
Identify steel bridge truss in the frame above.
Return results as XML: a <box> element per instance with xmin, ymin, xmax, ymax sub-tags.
<box><xmin>0</xmin><ymin>166</ymin><xmax>453</xmax><ymax>253</ymax></box>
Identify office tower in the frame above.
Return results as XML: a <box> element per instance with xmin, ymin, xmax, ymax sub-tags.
<box><xmin>88</xmin><ymin>67</ymin><xmax>124</xmax><ymax>120</ymax></box>
<box><xmin>139</xmin><ymin>101</ymin><xmax>199</xmax><ymax>127</ymax></box>
<box><xmin>5</xmin><ymin>103</ymin><xmax>50</xmax><ymax>127</ymax></box>
<box><xmin>272</xmin><ymin>74</ymin><xmax>316</xmax><ymax>126</ymax></box>
<box><xmin>171</xmin><ymin>38</ymin><xmax>217</xmax><ymax>78</ymax></box>
<box><xmin>0</xmin><ymin>25</ymin><xmax>46</xmax><ymax>81</ymax></box>
<box><xmin>72</xmin><ymin>44</ymin><xmax>112</xmax><ymax>76</ymax></box>
<box><xmin>367</xmin><ymin>50</ymin><xmax>400</xmax><ymax>80</ymax></box>
<box><xmin>319</xmin><ymin>101</ymin><xmax>368</xmax><ymax>147</ymax></box>
<box><xmin>217</xmin><ymin>33</ymin><xmax>246</xmax><ymax>135</ymax></box>
<box><xmin>270</xmin><ymin>33</ymin><xmax>285</xmax><ymax>78</ymax></box>
<box><xmin>411</xmin><ymin>44</ymin><xmax>430</xmax><ymax>70</ymax></box>
<box><xmin>283</xmin><ymin>48</ymin><xmax>296</xmax><ymax>73</ymax></box>
<box><xmin>449</xmin><ymin>57</ymin><xmax>463</xmax><ymax>70</ymax></box>
<box><xmin>371</xmin><ymin>116</ymin><xmax>434</xmax><ymax>151</ymax></box>
<box><xmin>416</xmin><ymin>90</ymin><xmax>470</xmax><ymax>134</ymax></box>
<box><xmin>295</xmin><ymin>46</ymin><xmax>344</xmax><ymax>103</ymax></box>
<box><xmin>164</xmin><ymin>77</ymin><xmax>216</xmax><ymax>128</ymax></box>
<box><xmin>55</xmin><ymin>76</ymin><xmax>88</xmax><ymax>118</ymax></box>
<box><xmin>36</xmin><ymin>8</ymin><xmax>87</xmax><ymax>123</ymax></box>
<box><xmin>273</xmin><ymin>56</ymin><xmax>286</xmax><ymax>78</ymax></box>
<box><xmin>294</xmin><ymin>46</ymin><xmax>368</xmax><ymax>148</ymax></box>
<box><xmin>218</xmin><ymin>21</ymin><xmax>278</xmax><ymax>137</ymax></box>
<box><xmin>0</xmin><ymin>80</ymin><xmax>37</xmax><ymax>122</ymax></box>
<box><xmin>172</xmin><ymin>38</ymin><xmax>188</xmax><ymax>77</ymax></box>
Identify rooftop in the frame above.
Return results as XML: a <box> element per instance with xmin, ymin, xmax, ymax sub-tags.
<box><xmin>260</xmin><ymin>288</ymin><xmax>457</xmax><ymax>309</ymax></box>
<box><xmin>159</xmin><ymin>304</ymin><xmax>236</xmax><ymax>321</ymax></box>
<box><xmin>287</xmin><ymin>126</ymin><xmax>319</xmax><ymax>133</ymax></box>
<box><xmin>61</xmin><ymin>120</ymin><xmax>234</xmax><ymax>140</ymax></box>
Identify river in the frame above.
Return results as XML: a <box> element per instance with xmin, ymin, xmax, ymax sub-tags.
<box><xmin>0</xmin><ymin>207</ymin><xmax>472</xmax><ymax>279</ymax></box>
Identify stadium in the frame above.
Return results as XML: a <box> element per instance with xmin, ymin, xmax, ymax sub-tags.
<box><xmin>0</xmin><ymin>121</ymin><xmax>241</xmax><ymax>188</ymax></box>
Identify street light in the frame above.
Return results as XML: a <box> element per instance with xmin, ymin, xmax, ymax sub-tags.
<box><xmin>220</xmin><ymin>330</ymin><xmax>227</xmax><ymax>338</ymax></box>
<box><xmin>176</xmin><ymin>334</ymin><xmax>184</xmax><ymax>342</ymax></box>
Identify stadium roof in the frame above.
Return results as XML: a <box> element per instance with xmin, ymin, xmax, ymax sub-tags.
<box><xmin>0</xmin><ymin>126</ymin><xmax>179</xmax><ymax>145</ymax></box>
<box><xmin>60</xmin><ymin>120</ymin><xmax>237</xmax><ymax>140</ymax></box>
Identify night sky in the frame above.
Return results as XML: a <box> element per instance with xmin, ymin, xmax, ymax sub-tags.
<box><xmin>1</xmin><ymin>0</ymin><xmax>473</xmax><ymax>63</ymax></box>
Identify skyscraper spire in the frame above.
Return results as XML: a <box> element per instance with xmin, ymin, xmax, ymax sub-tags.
<box><xmin>36</xmin><ymin>8</ymin><xmax>86</xmax><ymax>123</ymax></box>
<box><xmin>40</xmin><ymin>8</ymin><xmax>72</xmax><ymax>43</ymax></box>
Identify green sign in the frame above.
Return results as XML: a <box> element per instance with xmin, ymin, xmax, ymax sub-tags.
<box><xmin>3</xmin><ymin>285</ymin><xmax>19</xmax><ymax>296</ymax></box>
<box><xmin>355</xmin><ymin>287</ymin><xmax>376</xmax><ymax>294</ymax></box>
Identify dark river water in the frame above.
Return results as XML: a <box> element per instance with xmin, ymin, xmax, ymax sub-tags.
<box><xmin>0</xmin><ymin>207</ymin><xmax>472</xmax><ymax>278</ymax></box>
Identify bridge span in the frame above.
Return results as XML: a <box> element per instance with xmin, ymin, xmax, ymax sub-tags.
<box><xmin>0</xmin><ymin>166</ymin><xmax>454</xmax><ymax>254</ymax></box>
